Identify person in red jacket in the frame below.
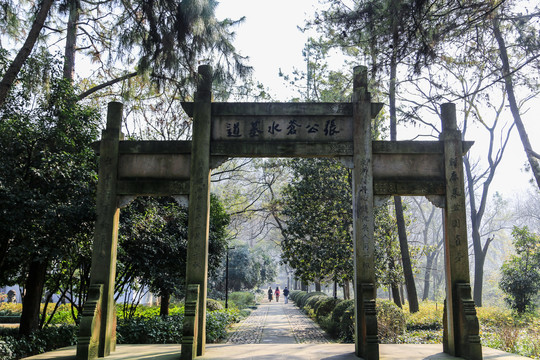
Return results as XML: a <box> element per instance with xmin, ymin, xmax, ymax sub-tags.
<box><xmin>275</xmin><ymin>286</ymin><xmax>281</xmax><ymax>302</ymax></box>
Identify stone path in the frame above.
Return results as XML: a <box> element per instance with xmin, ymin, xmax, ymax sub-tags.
<box><xmin>226</xmin><ymin>300</ymin><xmax>329</xmax><ymax>345</ymax></box>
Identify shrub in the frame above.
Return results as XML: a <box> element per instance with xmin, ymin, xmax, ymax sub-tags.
<box><xmin>206</xmin><ymin>299</ymin><xmax>224</xmax><ymax>311</ymax></box>
<box><xmin>377</xmin><ymin>300</ymin><xmax>405</xmax><ymax>343</ymax></box>
<box><xmin>315</xmin><ymin>298</ymin><xmax>341</xmax><ymax>320</ymax></box>
<box><xmin>117</xmin><ymin>315</ymin><xmax>184</xmax><ymax>344</ymax></box>
<box><xmin>0</xmin><ymin>316</ymin><xmax>20</xmax><ymax>323</ymax></box>
<box><xmin>228</xmin><ymin>292</ymin><xmax>255</xmax><ymax>309</ymax></box>
<box><xmin>305</xmin><ymin>295</ymin><xmax>327</xmax><ymax>311</ymax></box>
<box><xmin>0</xmin><ymin>303</ymin><xmax>22</xmax><ymax>316</ymax></box>
<box><xmin>297</xmin><ymin>292</ymin><xmax>326</xmax><ymax>309</ymax></box>
<box><xmin>329</xmin><ymin>299</ymin><xmax>354</xmax><ymax>340</ymax></box>
<box><xmin>0</xmin><ymin>325</ymin><xmax>77</xmax><ymax>360</ymax></box>
<box><xmin>331</xmin><ymin>299</ymin><xmax>354</xmax><ymax>324</ymax></box>
<box><xmin>340</xmin><ymin>306</ymin><xmax>356</xmax><ymax>342</ymax></box>
<box><xmin>206</xmin><ymin>308</ymin><xmax>241</xmax><ymax>343</ymax></box>
<box><xmin>288</xmin><ymin>290</ymin><xmax>305</xmax><ymax>303</ymax></box>
<box><xmin>404</xmin><ymin>301</ymin><xmax>443</xmax><ymax>331</ymax></box>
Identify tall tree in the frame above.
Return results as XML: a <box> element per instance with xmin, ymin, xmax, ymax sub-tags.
<box><xmin>0</xmin><ymin>57</ymin><xmax>100</xmax><ymax>335</ymax></box>
<box><xmin>500</xmin><ymin>226</ymin><xmax>540</xmax><ymax>314</ymax></box>
<box><xmin>492</xmin><ymin>10</ymin><xmax>540</xmax><ymax>189</ymax></box>
<box><xmin>118</xmin><ymin>194</ymin><xmax>230</xmax><ymax>316</ymax></box>
<box><xmin>280</xmin><ymin>159</ymin><xmax>353</xmax><ymax>290</ymax></box>
<box><xmin>0</xmin><ymin>0</ymin><xmax>55</xmax><ymax>107</ymax></box>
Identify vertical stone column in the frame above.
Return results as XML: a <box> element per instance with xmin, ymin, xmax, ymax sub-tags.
<box><xmin>181</xmin><ymin>284</ymin><xmax>200</xmax><ymax>360</ymax></box>
<box><xmin>182</xmin><ymin>65</ymin><xmax>212</xmax><ymax>358</ymax></box>
<box><xmin>77</xmin><ymin>102</ymin><xmax>123</xmax><ymax>359</ymax></box>
<box><xmin>351</xmin><ymin>66</ymin><xmax>379</xmax><ymax>360</ymax></box>
<box><xmin>440</xmin><ymin>103</ymin><xmax>482</xmax><ymax>360</ymax></box>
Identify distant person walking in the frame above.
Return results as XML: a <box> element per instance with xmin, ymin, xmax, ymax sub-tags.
<box><xmin>267</xmin><ymin>287</ymin><xmax>273</xmax><ymax>302</ymax></box>
<box><xmin>275</xmin><ymin>286</ymin><xmax>280</xmax><ymax>302</ymax></box>
<box><xmin>283</xmin><ymin>286</ymin><xmax>289</xmax><ymax>304</ymax></box>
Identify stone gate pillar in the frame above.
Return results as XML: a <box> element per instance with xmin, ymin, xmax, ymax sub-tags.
<box><xmin>77</xmin><ymin>102</ymin><xmax>123</xmax><ymax>359</ymax></box>
<box><xmin>440</xmin><ymin>103</ymin><xmax>481</xmax><ymax>360</ymax></box>
<box><xmin>351</xmin><ymin>66</ymin><xmax>379</xmax><ymax>360</ymax></box>
<box><xmin>181</xmin><ymin>65</ymin><xmax>212</xmax><ymax>359</ymax></box>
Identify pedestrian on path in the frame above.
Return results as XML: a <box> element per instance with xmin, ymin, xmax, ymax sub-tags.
<box><xmin>275</xmin><ymin>287</ymin><xmax>280</xmax><ymax>302</ymax></box>
<box><xmin>283</xmin><ymin>286</ymin><xmax>289</xmax><ymax>304</ymax></box>
<box><xmin>268</xmin><ymin>287</ymin><xmax>273</xmax><ymax>302</ymax></box>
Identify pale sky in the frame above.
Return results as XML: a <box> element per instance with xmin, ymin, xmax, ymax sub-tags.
<box><xmin>215</xmin><ymin>1</ymin><xmax>540</xmax><ymax>197</ymax></box>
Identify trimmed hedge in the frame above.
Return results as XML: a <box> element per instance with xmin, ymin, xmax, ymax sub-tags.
<box><xmin>315</xmin><ymin>297</ymin><xmax>341</xmax><ymax>320</ymax></box>
<box><xmin>0</xmin><ymin>307</ymin><xmax>242</xmax><ymax>359</ymax></box>
<box><xmin>0</xmin><ymin>325</ymin><xmax>77</xmax><ymax>360</ymax></box>
<box><xmin>0</xmin><ymin>316</ymin><xmax>21</xmax><ymax>324</ymax></box>
<box><xmin>297</xmin><ymin>291</ymin><xmax>326</xmax><ymax>308</ymax></box>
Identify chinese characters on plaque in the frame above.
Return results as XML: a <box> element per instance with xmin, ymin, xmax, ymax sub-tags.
<box><xmin>214</xmin><ymin>116</ymin><xmax>352</xmax><ymax>142</ymax></box>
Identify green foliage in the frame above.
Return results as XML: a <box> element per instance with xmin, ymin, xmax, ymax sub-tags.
<box><xmin>500</xmin><ymin>226</ymin><xmax>540</xmax><ymax>313</ymax></box>
<box><xmin>376</xmin><ymin>300</ymin><xmax>406</xmax><ymax>343</ymax></box>
<box><xmin>116</xmin><ymin>306</ymin><xmax>240</xmax><ymax>345</ymax></box>
<box><xmin>219</xmin><ymin>244</ymin><xmax>277</xmax><ymax>292</ymax></box>
<box><xmin>297</xmin><ymin>291</ymin><xmax>326</xmax><ymax>309</ymax></box>
<box><xmin>280</xmin><ymin>159</ymin><xmax>353</xmax><ymax>286</ymax></box>
<box><xmin>304</xmin><ymin>295</ymin><xmax>328</xmax><ymax>317</ymax></box>
<box><xmin>280</xmin><ymin>159</ymin><xmax>405</xmax><ymax>292</ymax></box>
<box><xmin>228</xmin><ymin>292</ymin><xmax>256</xmax><ymax>309</ymax></box>
<box><xmin>288</xmin><ymin>290</ymin><xmax>306</xmax><ymax>303</ymax></box>
<box><xmin>117</xmin><ymin>315</ymin><xmax>184</xmax><ymax>344</ymax></box>
<box><xmin>206</xmin><ymin>299</ymin><xmax>224</xmax><ymax>312</ymax></box>
<box><xmin>404</xmin><ymin>301</ymin><xmax>443</xmax><ymax>331</ymax></box>
<box><xmin>206</xmin><ymin>308</ymin><xmax>242</xmax><ymax>343</ymax></box>
<box><xmin>118</xmin><ymin>194</ymin><xmax>230</xmax><ymax>304</ymax></box>
<box><xmin>315</xmin><ymin>297</ymin><xmax>341</xmax><ymax>320</ymax></box>
<box><xmin>330</xmin><ymin>299</ymin><xmax>354</xmax><ymax>325</ymax></box>
<box><xmin>116</xmin><ymin>0</ymin><xmax>250</xmax><ymax>91</ymax></box>
<box><xmin>0</xmin><ymin>325</ymin><xmax>77</xmax><ymax>360</ymax></box>
<box><xmin>116</xmin><ymin>304</ymin><xmax>184</xmax><ymax>320</ymax></box>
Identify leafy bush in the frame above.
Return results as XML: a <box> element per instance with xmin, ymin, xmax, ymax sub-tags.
<box><xmin>315</xmin><ymin>298</ymin><xmax>341</xmax><ymax>320</ymax></box>
<box><xmin>377</xmin><ymin>300</ymin><xmax>405</xmax><ymax>343</ymax></box>
<box><xmin>329</xmin><ymin>299</ymin><xmax>354</xmax><ymax>340</ymax></box>
<box><xmin>117</xmin><ymin>315</ymin><xmax>184</xmax><ymax>344</ymax></box>
<box><xmin>297</xmin><ymin>292</ymin><xmax>326</xmax><ymax>309</ymax></box>
<box><xmin>206</xmin><ymin>299</ymin><xmax>224</xmax><ymax>311</ymax></box>
<box><xmin>340</xmin><ymin>306</ymin><xmax>356</xmax><ymax>342</ymax></box>
<box><xmin>404</xmin><ymin>301</ymin><xmax>443</xmax><ymax>331</ymax></box>
<box><xmin>304</xmin><ymin>295</ymin><xmax>328</xmax><ymax>317</ymax></box>
<box><xmin>331</xmin><ymin>299</ymin><xmax>354</xmax><ymax>324</ymax></box>
<box><xmin>206</xmin><ymin>308</ymin><xmax>241</xmax><ymax>343</ymax></box>
<box><xmin>0</xmin><ymin>325</ymin><xmax>77</xmax><ymax>360</ymax></box>
<box><xmin>0</xmin><ymin>303</ymin><xmax>22</xmax><ymax>316</ymax></box>
<box><xmin>0</xmin><ymin>316</ymin><xmax>20</xmax><ymax>323</ymax></box>
<box><xmin>228</xmin><ymin>292</ymin><xmax>255</xmax><ymax>309</ymax></box>
<box><xmin>288</xmin><ymin>290</ymin><xmax>305</xmax><ymax>303</ymax></box>
<box><xmin>476</xmin><ymin>306</ymin><xmax>514</xmax><ymax>329</ymax></box>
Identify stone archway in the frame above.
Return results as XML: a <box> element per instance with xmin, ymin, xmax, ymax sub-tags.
<box><xmin>76</xmin><ymin>65</ymin><xmax>481</xmax><ymax>360</ymax></box>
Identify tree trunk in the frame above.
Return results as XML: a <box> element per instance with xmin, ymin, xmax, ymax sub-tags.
<box><xmin>0</xmin><ymin>0</ymin><xmax>55</xmax><ymax>107</ymax></box>
<box><xmin>343</xmin><ymin>281</ymin><xmax>350</xmax><ymax>300</ymax></box>
<box><xmin>315</xmin><ymin>279</ymin><xmax>321</xmax><ymax>292</ymax></box>
<box><xmin>423</xmin><ymin>253</ymin><xmax>436</xmax><ymax>301</ymax></box>
<box><xmin>473</xmin><ymin>250</ymin><xmax>486</xmax><ymax>307</ymax></box>
<box><xmin>160</xmin><ymin>293</ymin><xmax>170</xmax><ymax>317</ymax></box>
<box><xmin>19</xmin><ymin>260</ymin><xmax>48</xmax><ymax>336</ymax></box>
<box><xmin>493</xmin><ymin>17</ymin><xmax>540</xmax><ymax>190</ymax></box>
<box><xmin>389</xmin><ymin>31</ymin><xmax>419</xmax><ymax>311</ymax></box>
<box><xmin>395</xmin><ymin>196</ymin><xmax>419</xmax><ymax>312</ymax></box>
<box><xmin>63</xmin><ymin>0</ymin><xmax>80</xmax><ymax>80</ymax></box>
<box><xmin>391</xmin><ymin>284</ymin><xmax>402</xmax><ymax>308</ymax></box>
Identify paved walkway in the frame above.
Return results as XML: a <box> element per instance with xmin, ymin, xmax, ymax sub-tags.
<box><xmin>226</xmin><ymin>300</ymin><xmax>328</xmax><ymax>344</ymax></box>
<box><xmin>23</xmin><ymin>300</ymin><xmax>534</xmax><ymax>359</ymax></box>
